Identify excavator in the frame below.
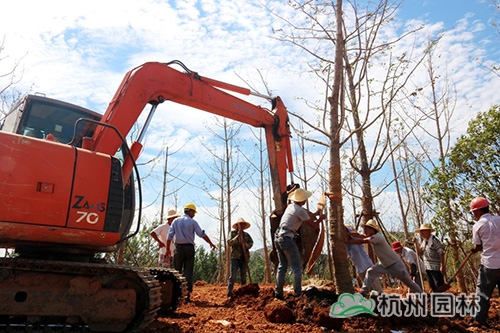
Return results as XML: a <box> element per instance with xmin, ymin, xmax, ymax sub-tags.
<box><xmin>0</xmin><ymin>60</ymin><xmax>309</xmax><ymax>332</ymax></box>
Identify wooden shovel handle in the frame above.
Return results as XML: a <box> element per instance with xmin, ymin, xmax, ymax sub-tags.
<box><xmin>447</xmin><ymin>251</ymin><xmax>474</xmax><ymax>283</ymax></box>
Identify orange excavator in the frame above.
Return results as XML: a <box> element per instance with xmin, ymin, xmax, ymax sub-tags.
<box><xmin>0</xmin><ymin>60</ymin><xmax>295</xmax><ymax>331</ymax></box>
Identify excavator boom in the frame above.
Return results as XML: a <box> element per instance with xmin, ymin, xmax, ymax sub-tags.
<box><xmin>92</xmin><ymin>61</ymin><xmax>293</xmax><ymax>213</ymax></box>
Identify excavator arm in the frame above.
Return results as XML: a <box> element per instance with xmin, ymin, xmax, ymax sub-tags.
<box><xmin>91</xmin><ymin>61</ymin><xmax>293</xmax><ymax>213</ymax></box>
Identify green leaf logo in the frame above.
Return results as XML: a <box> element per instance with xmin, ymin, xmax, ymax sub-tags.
<box><xmin>329</xmin><ymin>293</ymin><xmax>377</xmax><ymax>318</ymax></box>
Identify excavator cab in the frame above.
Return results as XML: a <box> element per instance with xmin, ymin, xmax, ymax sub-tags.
<box><xmin>0</xmin><ymin>94</ymin><xmax>136</xmax><ymax>260</ymax></box>
<box><xmin>2</xmin><ymin>94</ymin><xmax>101</xmax><ymax>145</ymax></box>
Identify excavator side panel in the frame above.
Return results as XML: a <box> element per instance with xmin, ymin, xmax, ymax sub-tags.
<box><xmin>0</xmin><ymin>132</ymin><xmax>121</xmax><ymax>247</ymax></box>
<box><xmin>0</xmin><ymin>133</ymin><xmax>75</xmax><ymax>226</ymax></box>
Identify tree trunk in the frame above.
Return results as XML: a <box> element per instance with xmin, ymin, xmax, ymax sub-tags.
<box><xmin>329</xmin><ymin>160</ymin><xmax>352</xmax><ymax>293</ymax></box>
<box><xmin>329</xmin><ymin>0</ymin><xmax>353</xmax><ymax>294</ymax></box>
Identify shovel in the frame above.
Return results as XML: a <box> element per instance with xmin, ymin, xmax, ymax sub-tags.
<box><xmin>238</xmin><ymin>230</ymin><xmax>252</xmax><ymax>283</ymax></box>
<box><xmin>435</xmin><ymin>251</ymin><xmax>473</xmax><ymax>292</ymax></box>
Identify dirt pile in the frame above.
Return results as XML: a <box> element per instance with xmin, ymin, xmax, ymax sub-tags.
<box><xmin>146</xmin><ymin>281</ymin><xmax>500</xmax><ymax>332</ymax></box>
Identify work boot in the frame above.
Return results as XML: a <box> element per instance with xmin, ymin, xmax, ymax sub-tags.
<box><xmin>274</xmin><ymin>292</ymin><xmax>284</xmax><ymax>300</ymax></box>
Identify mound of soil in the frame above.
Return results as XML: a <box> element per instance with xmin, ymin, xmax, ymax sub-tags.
<box><xmin>146</xmin><ymin>281</ymin><xmax>500</xmax><ymax>332</ymax></box>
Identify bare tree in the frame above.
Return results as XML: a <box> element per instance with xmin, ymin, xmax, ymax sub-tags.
<box><xmin>244</xmin><ymin>127</ymin><xmax>274</xmax><ymax>283</ymax></box>
<box><xmin>0</xmin><ymin>36</ymin><xmax>27</xmax><ymax>120</ymax></box>
<box><xmin>198</xmin><ymin>117</ymin><xmax>252</xmax><ymax>282</ymax></box>
<box><xmin>272</xmin><ymin>0</ymin><xmax>353</xmax><ymax>293</ymax></box>
<box><xmin>388</xmin><ymin>133</ymin><xmax>428</xmax><ymax>239</ymax></box>
<box><xmin>403</xmin><ymin>41</ymin><xmax>466</xmax><ymax>291</ymax></box>
<box><xmin>268</xmin><ymin>0</ymin><xmax>427</xmax><ymax>292</ymax></box>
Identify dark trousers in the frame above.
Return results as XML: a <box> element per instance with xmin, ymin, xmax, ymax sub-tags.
<box><xmin>173</xmin><ymin>243</ymin><xmax>195</xmax><ymax>293</ymax></box>
<box><xmin>475</xmin><ymin>265</ymin><xmax>500</xmax><ymax>324</ymax></box>
<box><xmin>228</xmin><ymin>258</ymin><xmax>247</xmax><ymax>295</ymax></box>
<box><xmin>426</xmin><ymin>269</ymin><xmax>445</xmax><ymax>292</ymax></box>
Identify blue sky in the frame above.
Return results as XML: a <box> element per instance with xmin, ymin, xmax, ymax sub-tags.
<box><xmin>1</xmin><ymin>0</ymin><xmax>500</xmax><ymax>249</ymax></box>
<box><xmin>405</xmin><ymin>0</ymin><xmax>492</xmax><ymax>24</ymax></box>
<box><xmin>403</xmin><ymin>0</ymin><xmax>499</xmax><ymax>57</ymax></box>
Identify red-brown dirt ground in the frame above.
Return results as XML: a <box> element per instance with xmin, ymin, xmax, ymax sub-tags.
<box><xmin>145</xmin><ymin>281</ymin><xmax>500</xmax><ymax>332</ymax></box>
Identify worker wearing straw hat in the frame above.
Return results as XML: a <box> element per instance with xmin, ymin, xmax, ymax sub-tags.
<box><xmin>347</xmin><ymin>219</ymin><xmax>422</xmax><ymax>297</ymax></box>
<box><xmin>344</xmin><ymin>225</ymin><xmax>384</xmax><ymax>294</ymax></box>
<box><xmin>274</xmin><ymin>188</ymin><xmax>325</xmax><ymax>300</ymax></box>
<box><xmin>227</xmin><ymin>217</ymin><xmax>254</xmax><ymax>298</ymax></box>
<box><xmin>413</xmin><ymin>223</ymin><xmax>446</xmax><ymax>292</ymax></box>
<box><xmin>150</xmin><ymin>209</ymin><xmax>181</xmax><ymax>267</ymax></box>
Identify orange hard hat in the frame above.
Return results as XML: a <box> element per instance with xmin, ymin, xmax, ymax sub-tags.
<box><xmin>470</xmin><ymin>197</ymin><xmax>489</xmax><ymax>212</ymax></box>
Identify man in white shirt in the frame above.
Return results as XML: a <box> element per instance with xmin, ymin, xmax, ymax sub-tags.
<box><xmin>470</xmin><ymin>196</ymin><xmax>500</xmax><ymax>328</ymax></box>
<box><xmin>392</xmin><ymin>241</ymin><xmax>424</xmax><ymax>290</ymax></box>
<box><xmin>150</xmin><ymin>209</ymin><xmax>180</xmax><ymax>267</ymax></box>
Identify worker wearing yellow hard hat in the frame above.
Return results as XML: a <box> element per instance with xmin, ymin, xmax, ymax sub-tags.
<box><xmin>166</xmin><ymin>202</ymin><xmax>216</xmax><ymax>303</ymax></box>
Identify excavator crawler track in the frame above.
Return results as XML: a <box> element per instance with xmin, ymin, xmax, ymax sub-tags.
<box><xmin>0</xmin><ymin>258</ymin><xmax>186</xmax><ymax>332</ymax></box>
<box><xmin>149</xmin><ymin>267</ymin><xmax>187</xmax><ymax>314</ymax></box>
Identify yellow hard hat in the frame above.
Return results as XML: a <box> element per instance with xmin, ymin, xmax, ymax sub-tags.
<box><xmin>183</xmin><ymin>203</ymin><xmax>197</xmax><ymax>213</ymax></box>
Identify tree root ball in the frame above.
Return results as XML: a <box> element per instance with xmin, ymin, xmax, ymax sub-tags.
<box><xmin>233</xmin><ymin>282</ymin><xmax>260</xmax><ymax>297</ymax></box>
<box><xmin>264</xmin><ymin>300</ymin><xmax>295</xmax><ymax>323</ymax></box>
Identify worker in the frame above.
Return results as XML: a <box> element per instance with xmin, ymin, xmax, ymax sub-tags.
<box><xmin>150</xmin><ymin>209</ymin><xmax>180</xmax><ymax>267</ymax></box>
<box><xmin>469</xmin><ymin>196</ymin><xmax>500</xmax><ymax>328</ymax></box>
<box><xmin>227</xmin><ymin>217</ymin><xmax>254</xmax><ymax>298</ymax></box>
<box><xmin>45</xmin><ymin>133</ymin><xmax>57</xmax><ymax>141</ymax></box>
<box><xmin>274</xmin><ymin>188</ymin><xmax>325</xmax><ymax>300</ymax></box>
<box><xmin>346</xmin><ymin>219</ymin><xmax>422</xmax><ymax>297</ymax></box>
<box><xmin>166</xmin><ymin>203</ymin><xmax>217</xmax><ymax>303</ymax></box>
<box><xmin>392</xmin><ymin>241</ymin><xmax>424</xmax><ymax>290</ymax></box>
<box><xmin>414</xmin><ymin>223</ymin><xmax>446</xmax><ymax>292</ymax></box>
<box><xmin>344</xmin><ymin>225</ymin><xmax>384</xmax><ymax>294</ymax></box>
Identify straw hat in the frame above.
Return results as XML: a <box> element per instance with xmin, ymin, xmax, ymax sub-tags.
<box><xmin>288</xmin><ymin>188</ymin><xmax>313</xmax><ymax>203</ymax></box>
<box><xmin>362</xmin><ymin>219</ymin><xmax>380</xmax><ymax>232</ymax></box>
<box><xmin>392</xmin><ymin>241</ymin><xmax>403</xmax><ymax>251</ymax></box>
<box><xmin>232</xmin><ymin>217</ymin><xmax>251</xmax><ymax>230</ymax></box>
<box><xmin>165</xmin><ymin>209</ymin><xmax>180</xmax><ymax>220</ymax></box>
<box><xmin>415</xmin><ymin>223</ymin><xmax>435</xmax><ymax>233</ymax></box>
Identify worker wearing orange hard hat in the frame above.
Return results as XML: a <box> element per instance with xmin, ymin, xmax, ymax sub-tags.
<box><xmin>470</xmin><ymin>196</ymin><xmax>500</xmax><ymax>328</ymax></box>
